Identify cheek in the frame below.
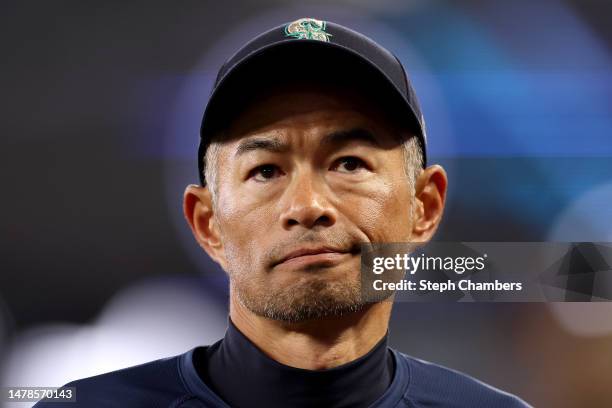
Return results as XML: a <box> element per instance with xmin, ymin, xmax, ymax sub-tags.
<box><xmin>215</xmin><ymin>187</ymin><xmax>272</xmax><ymax>270</ymax></box>
<box><xmin>339</xmin><ymin>176</ymin><xmax>413</xmax><ymax>243</ymax></box>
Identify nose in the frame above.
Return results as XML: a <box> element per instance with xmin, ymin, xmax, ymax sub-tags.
<box><xmin>280</xmin><ymin>170</ymin><xmax>337</xmax><ymax>230</ymax></box>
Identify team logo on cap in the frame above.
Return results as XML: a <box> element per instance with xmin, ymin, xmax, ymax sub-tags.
<box><xmin>284</xmin><ymin>18</ymin><xmax>331</xmax><ymax>42</ymax></box>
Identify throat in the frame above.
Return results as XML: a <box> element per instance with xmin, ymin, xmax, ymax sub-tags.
<box><xmin>197</xmin><ymin>318</ymin><xmax>395</xmax><ymax>408</ymax></box>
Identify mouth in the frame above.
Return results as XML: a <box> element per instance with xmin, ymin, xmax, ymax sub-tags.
<box><xmin>273</xmin><ymin>245</ymin><xmax>361</xmax><ymax>269</ymax></box>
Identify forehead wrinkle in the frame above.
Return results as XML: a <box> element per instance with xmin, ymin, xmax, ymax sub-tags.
<box><xmin>234</xmin><ymin>136</ymin><xmax>289</xmax><ymax>158</ymax></box>
<box><xmin>230</xmin><ymin>123</ymin><xmax>394</xmax><ymax>163</ymax></box>
<box><xmin>226</xmin><ymin>104</ymin><xmax>399</xmax><ymax>162</ymax></box>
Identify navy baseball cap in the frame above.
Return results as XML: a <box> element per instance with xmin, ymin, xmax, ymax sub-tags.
<box><xmin>198</xmin><ymin>17</ymin><xmax>427</xmax><ymax>186</ymax></box>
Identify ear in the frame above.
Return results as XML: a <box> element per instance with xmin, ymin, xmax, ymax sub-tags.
<box><xmin>183</xmin><ymin>184</ymin><xmax>227</xmax><ymax>269</ymax></box>
<box><xmin>411</xmin><ymin>165</ymin><xmax>448</xmax><ymax>242</ymax></box>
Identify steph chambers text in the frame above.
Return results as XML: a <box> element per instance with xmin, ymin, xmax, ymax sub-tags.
<box><xmin>373</xmin><ymin>279</ymin><xmax>523</xmax><ymax>292</ymax></box>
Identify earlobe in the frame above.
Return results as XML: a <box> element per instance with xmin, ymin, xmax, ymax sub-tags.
<box><xmin>183</xmin><ymin>184</ymin><xmax>226</xmax><ymax>267</ymax></box>
<box><xmin>411</xmin><ymin>165</ymin><xmax>448</xmax><ymax>242</ymax></box>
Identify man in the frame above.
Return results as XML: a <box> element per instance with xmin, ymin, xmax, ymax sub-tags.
<box><xmin>35</xmin><ymin>18</ymin><xmax>530</xmax><ymax>407</ymax></box>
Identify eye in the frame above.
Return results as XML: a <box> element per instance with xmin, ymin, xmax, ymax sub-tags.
<box><xmin>331</xmin><ymin>156</ymin><xmax>368</xmax><ymax>173</ymax></box>
<box><xmin>248</xmin><ymin>164</ymin><xmax>283</xmax><ymax>182</ymax></box>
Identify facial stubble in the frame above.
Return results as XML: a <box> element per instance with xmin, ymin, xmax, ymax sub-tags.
<box><xmin>230</xmin><ymin>264</ymin><xmax>368</xmax><ymax>323</ymax></box>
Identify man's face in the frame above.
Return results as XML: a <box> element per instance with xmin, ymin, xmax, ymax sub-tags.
<box><xmin>210</xmin><ymin>84</ymin><xmax>417</xmax><ymax>322</ymax></box>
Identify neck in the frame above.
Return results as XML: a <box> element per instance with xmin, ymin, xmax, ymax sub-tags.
<box><xmin>229</xmin><ymin>293</ymin><xmax>393</xmax><ymax>370</ymax></box>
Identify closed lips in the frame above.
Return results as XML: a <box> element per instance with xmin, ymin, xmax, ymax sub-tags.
<box><xmin>275</xmin><ymin>247</ymin><xmax>350</xmax><ymax>266</ymax></box>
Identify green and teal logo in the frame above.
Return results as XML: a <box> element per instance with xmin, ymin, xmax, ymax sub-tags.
<box><xmin>284</xmin><ymin>18</ymin><xmax>331</xmax><ymax>42</ymax></box>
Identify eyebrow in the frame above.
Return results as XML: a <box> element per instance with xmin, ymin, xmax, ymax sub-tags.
<box><xmin>235</xmin><ymin>137</ymin><xmax>289</xmax><ymax>157</ymax></box>
<box><xmin>234</xmin><ymin>127</ymin><xmax>380</xmax><ymax>158</ymax></box>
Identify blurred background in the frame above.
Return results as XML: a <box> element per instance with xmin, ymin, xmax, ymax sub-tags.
<box><xmin>1</xmin><ymin>0</ymin><xmax>612</xmax><ymax>407</ymax></box>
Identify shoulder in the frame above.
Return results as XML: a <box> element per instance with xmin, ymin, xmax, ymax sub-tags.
<box><xmin>393</xmin><ymin>350</ymin><xmax>532</xmax><ymax>408</ymax></box>
<box><xmin>32</xmin><ymin>352</ymin><xmax>204</xmax><ymax>408</ymax></box>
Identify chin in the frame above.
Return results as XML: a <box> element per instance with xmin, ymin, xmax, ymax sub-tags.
<box><xmin>236</xmin><ymin>272</ymin><xmax>365</xmax><ymax>323</ymax></box>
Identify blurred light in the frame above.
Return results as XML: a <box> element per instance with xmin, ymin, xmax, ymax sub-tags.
<box><xmin>546</xmin><ymin>181</ymin><xmax>612</xmax><ymax>337</ymax></box>
<box><xmin>547</xmin><ymin>303</ymin><xmax>612</xmax><ymax>338</ymax></box>
<box><xmin>548</xmin><ymin>181</ymin><xmax>612</xmax><ymax>242</ymax></box>
<box><xmin>1</xmin><ymin>277</ymin><xmax>227</xmax><ymax>400</ymax></box>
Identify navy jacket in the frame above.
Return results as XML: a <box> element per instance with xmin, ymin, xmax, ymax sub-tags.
<box><xmin>33</xmin><ymin>346</ymin><xmax>530</xmax><ymax>407</ymax></box>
